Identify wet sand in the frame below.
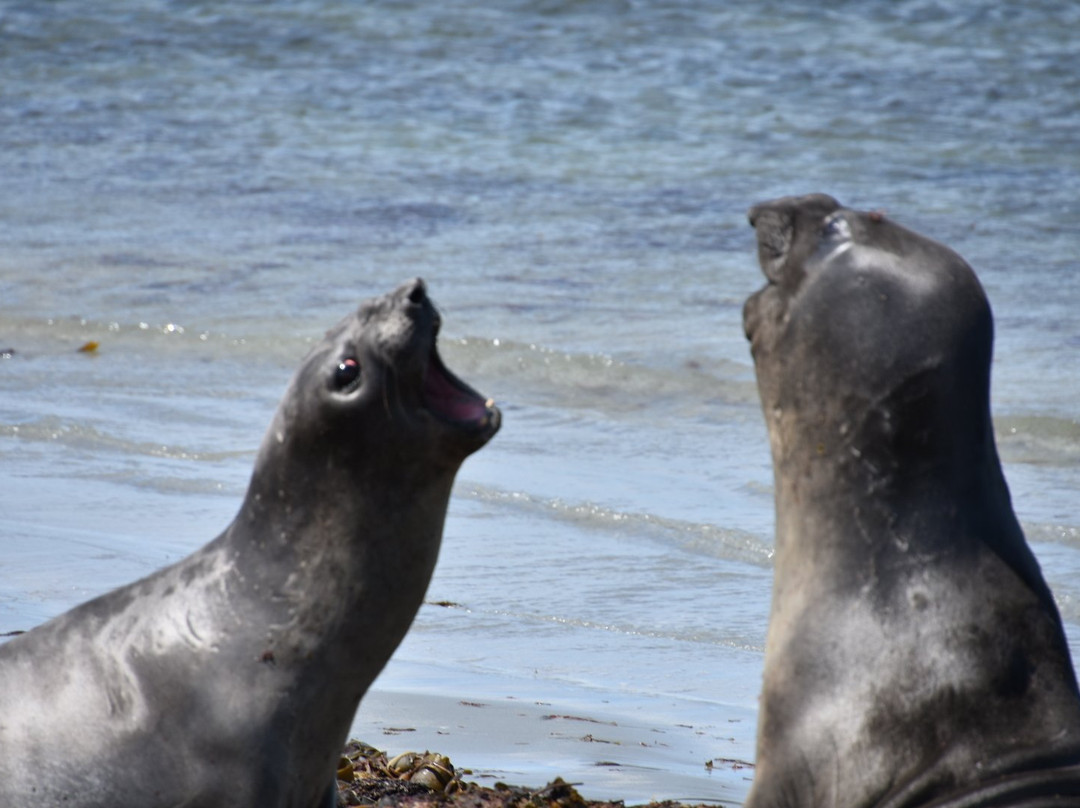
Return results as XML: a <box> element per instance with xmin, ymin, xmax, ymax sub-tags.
<box><xmin>353</xmin><ymin>686</ymin><xmax>756</xmax><ymax>807</ymax></box>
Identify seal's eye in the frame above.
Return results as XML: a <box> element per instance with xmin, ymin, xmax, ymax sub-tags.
<box><xmin>334</xmin><ymin>358</ymin><xmax>361</xmax><ymax>390</ymax></box>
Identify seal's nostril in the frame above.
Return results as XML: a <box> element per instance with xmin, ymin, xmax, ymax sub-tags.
<box><xmin>406</xmin><ymin>278</ymin><xmax>427</xmax><ymax>305</ymax></box>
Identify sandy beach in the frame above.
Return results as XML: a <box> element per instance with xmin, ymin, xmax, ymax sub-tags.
<box><xmin>353</xmin><ymin>673</ymin><xmax>756</xmax><ymax>807</ymax></box>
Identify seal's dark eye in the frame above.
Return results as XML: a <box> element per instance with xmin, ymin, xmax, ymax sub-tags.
<box><xmin>334</xmin><ymin>358</ymin><xmax>361</xmax><ymax>389</ymax></box>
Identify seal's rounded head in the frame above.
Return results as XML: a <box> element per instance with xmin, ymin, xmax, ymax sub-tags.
<box><xmin>743</xmin><ymin>194</ymin><xmax>993</xmax><ymax>470</ymax></box>
<box><xmin>269</xmin><ymin>278</ymin><xmax>499</xmax><ymax>477</ymax></box>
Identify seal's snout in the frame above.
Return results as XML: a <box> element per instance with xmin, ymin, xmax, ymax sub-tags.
<box><xmin>403</xmin><ymin>277</ymin><xmax>428</xmax><ymax>306</ymax></box>
<box><xmin>746</xmin><ymin>203</ymin><xmax>769</xmax><ymax>230</ymax></box>
<box><xmin>749</xmin><ymin>207</ymin><xmax>794</xmax><ymax>284</ymax></box>
<box><xmin>747</xmin><ymin>194</ymin><xmax>842</xmax><ymax>285</ymax></box>
<box><xmin>743</xmin><ymin>194</ymin><xmax>844</xmax><ymax>351</ymax></box>
<box><xmin>395</xmin><ymin>277</ymin><xmax>442</xmax><ymax>334</ymax></box>
<box><xmin>390</xmin><ymin>279</ymin><xmax>501</xmax><ymax>447</ymax></box>
<box><xmin>397</xmin><ymin>277</ymin><xmax>432</xmax><ymax>316</ymax></box>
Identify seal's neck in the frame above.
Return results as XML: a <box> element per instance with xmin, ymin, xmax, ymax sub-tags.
<box><xmin>769</xmin><ymin>394</ymin><xmax>1052</xmax><ymax>608</ymax></box>
<box><xmin>753</xmin><ymin>401</ymin><xmax>1080</xmax><ymax>808</ymax></box>
<box><xmin>206</xmin><ymin>453</ymin><xmax>455</xmax><ymax>791</ymax></box>
<box><xmin>225</xmin><ymin>456</ymin><xmax>452</xmax><ymax>643</ymax></box>
<box><xmin>770</xmin><ymin>356</ymin><xmax>997</xmax><ymax>560</ymax></box>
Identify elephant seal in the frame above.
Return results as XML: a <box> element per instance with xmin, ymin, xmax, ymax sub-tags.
<box><xmin>0</xmin><ymin>278</ymin><xmax>500</xmax><ymax>807</ymax></box>
<box><xmin>742</xmin><ymin>194</ymin><xmax>1080</xmax><ymax>807</ymax></box>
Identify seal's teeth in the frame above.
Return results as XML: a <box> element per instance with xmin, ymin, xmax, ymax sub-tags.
<box><xmin>477</xmin><ymin>400</ymin><xmax>497</xmax><ymax>428</ymax></box>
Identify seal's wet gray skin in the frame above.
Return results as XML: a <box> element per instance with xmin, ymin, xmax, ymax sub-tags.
<box><xmin>744</xmin><ymin>195</ymin><xmax>1080</xmax><ymax>808</ymax></box>
<box><xmin>0</xmin><ymin>279</ymin><xmax>500</xmax><ymax>808</ymax></box>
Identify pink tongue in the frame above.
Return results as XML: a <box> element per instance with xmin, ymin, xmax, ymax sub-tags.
<box><xmin>424</xmin><ymin>363</ymin><xmax>487</xmax><ymax>422</ymax></box>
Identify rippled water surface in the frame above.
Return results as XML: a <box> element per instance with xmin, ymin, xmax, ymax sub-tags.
<box><xmin>1</xmin><ymin>1</ymin><xmax>1078</xmax><ymax>802</ymax></box>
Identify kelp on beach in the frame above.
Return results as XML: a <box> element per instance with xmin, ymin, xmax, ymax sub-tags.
<box><xmin>335</xmin><ymin>739</ymin><xmax>724</xmax><ymax>808</ymax></box>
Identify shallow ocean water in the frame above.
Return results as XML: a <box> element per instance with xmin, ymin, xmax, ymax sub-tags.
<box><xmin>1</xmin><ymin>1</ymin><xmax>1078</xmax><ymax>802</ymax></box>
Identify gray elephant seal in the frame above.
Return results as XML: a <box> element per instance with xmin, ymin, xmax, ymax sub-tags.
<box><xmin>743</xmin><ymin>194</ymin><xmax>1080</xmax><ymax>808</ymax></box>
<box><xmin>0</xmin><ymin>278</ymin><xmax>500</xmax><ymax>807</ymax></box>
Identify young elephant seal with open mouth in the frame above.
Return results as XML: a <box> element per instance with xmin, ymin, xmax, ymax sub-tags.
<box><xmin>0</xmin><ymin>278</ymin><xmax>500</xmax><ymax>807</ymax></box>
<box><xmin>743</xmin><ymin>194</ymin><xmax>1080</xmax><ymax>808</ymax></box>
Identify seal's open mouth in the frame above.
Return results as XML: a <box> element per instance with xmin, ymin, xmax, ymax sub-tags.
<box><xmin>422</xmin><ymin>347</ymin><xmax>497</xmax><ymax>430</ymax></box>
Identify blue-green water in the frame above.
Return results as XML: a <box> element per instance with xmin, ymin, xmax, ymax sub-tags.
<box><xmin>1</xmin><ymin>1</ymin><xmax>1078</xmax><ymax>802</ymax></box>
